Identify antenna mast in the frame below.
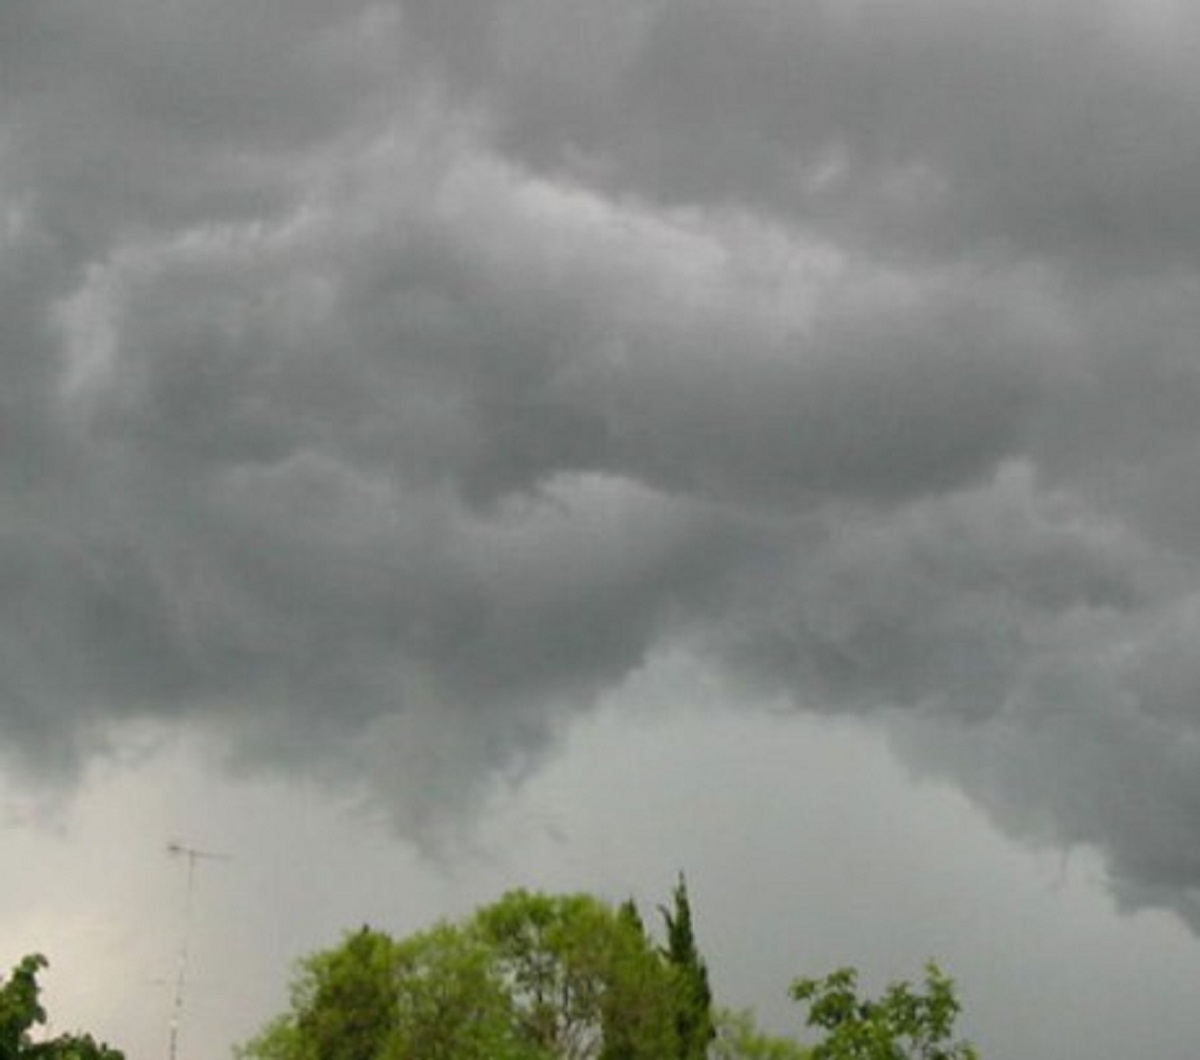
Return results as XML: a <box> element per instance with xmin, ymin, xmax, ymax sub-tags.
<box><xmin>167</xmin><ymin>841</ymin><xmax>230</xmax><ymax>1060</ymax></box>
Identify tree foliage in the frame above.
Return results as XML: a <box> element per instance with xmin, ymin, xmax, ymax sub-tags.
<box><xmin>658</xmin><ymin>875</ymin><xmax>715</xmax><ymax>1060</ymax></box>
<box><xmin>711</xmin><ymin>1007</ymin><xmax>812</xmax><ymax>1060</ymax></box>
<box><xmin>240</xmin><ymin>887</ymin><xmax>981</xmax><ymax>1060</ymax></box>
<box><xmin>476</xmin><ymin>889</ymin><xmax>680</xmax><ymax>1060</ymax></box>
<box><xmin>0</xmin><ymin>955</ymin><xmax>124</xmax><ymax>1060</ymax></box>
<box><xmin>293</xmin><ymin>927</ymin><xmax>399</xmax><ymax>1060</ymax></box>
<box><xmin>240</xmin><ymin>889</ymin><xmax>689</xmax><ymax>1060</ymax></box>
<box><xmin>789</xmin><ymin>963</ymin><xmax>977</xmax><ymax>1060</ymax></box>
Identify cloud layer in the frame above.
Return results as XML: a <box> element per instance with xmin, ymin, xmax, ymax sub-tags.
<box><xmin>6</xmin><ymin>0</ymin><xmax>1200</xmax><ymax>916</ymax></box>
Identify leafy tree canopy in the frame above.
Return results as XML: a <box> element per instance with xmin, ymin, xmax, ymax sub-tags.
<box><xmin>0</xmin><ymin>955</ymin><xmax>125</xmax><ymax>1060</ymax></box>
<box><xmin>790</xmin><ymin>963</ymin><xmax>977</xmax><ymax>1060</ymax></box>
<box><xmin>658</xmin><ymin>875</ymin><xmax>715</xmax><ymax>1060</ymax></box>
<box><xmin>240</xmin><ymin>889</ymin><xmax>691</xmax><ymax>1060</ymax></box>
<box><xmin>240</xmin><ymin>888</ymin><xmax>980</xmax><ymax>1060</ymax></box>
<box><xmin>712</xmin><ymin>1007</ymin><xmax>813</xmax><ymax>1060</ymax></box>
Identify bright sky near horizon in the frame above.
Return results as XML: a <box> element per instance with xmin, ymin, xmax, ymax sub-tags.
<box><xmin>6</xmin><ymin>2</ymin><xmax>1200</xmax><ymax>1057</ymax></box>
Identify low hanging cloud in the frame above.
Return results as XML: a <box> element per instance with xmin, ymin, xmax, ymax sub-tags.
<box><xmin>6</xmin><ymin>0</ymin><xmax>1200</xmax><ymax>917</ymax></box>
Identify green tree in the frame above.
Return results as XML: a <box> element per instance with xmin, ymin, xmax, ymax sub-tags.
<box><xmin>474</xmin><ymin>890</ymin><xmax>678</xmax><ymax>1060</ymax></box>
<box><xmin>239</xmin><ymin>923</ymin><xmax>530</xmax><ymax>1060</ymax></box>
<box><xmin>598</xmin><ymin>898</ymin><xmax>679</xmax><ymax>1060</ymax></box>
<box><xmin>297</xmin><ymin>927</ymin><xmax>398</xmax><ymax>1060</ymax></box>
<box><xmin>386</xmin><ymin>922</ymin><xmax>532</xmax><ymax>1060</ymax></box>
<box><xmin>659</xmin><ymin>874</ymin><xmax>714</xmax><ymax>1060</ymax></box>
<box><xmin>0</xmin><ymin>955</ymin><xmax>124</xmax><ymax>1060</ymax></box>
<box><xmin>712</xmin><ymin>1007</ymin><xmax>812</xmax><ymax>1060</ymax></box>
<box><xmin>241</xmin><ymin>889</ymin><xmax>683</xmax><ymax>1060</ymax></box>
<box><xmin>789</xmin><ymin>963</ymin><xmax>977</xmax><ymax>1060</ymax></box>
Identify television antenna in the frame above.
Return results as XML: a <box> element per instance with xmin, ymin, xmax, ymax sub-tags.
<box><xmin>166</xmin><ymin>841</ymin><xmax>231</xmax><ymax>1060</ymax></box>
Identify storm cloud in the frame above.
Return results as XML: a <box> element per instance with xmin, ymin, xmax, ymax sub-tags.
<box><xmin>6</xmin><ymin>0</ymin><xmax>1200</xmax><ymax>922</ymax></box>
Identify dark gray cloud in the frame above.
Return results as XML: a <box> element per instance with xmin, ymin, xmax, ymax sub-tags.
<box><xmin>399</xmin><ymin>0</ymin><xmax>1200</xmax><ymax>265</ymax></box>
<box><xmin>6</xmin><ymin>0</ymin><xmax>1200</xmax><ymax>916</ymax></box>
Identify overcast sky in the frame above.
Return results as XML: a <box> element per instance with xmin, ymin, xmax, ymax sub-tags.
<box><xmin>5</xmin><ymin>1</ymin><xmax>1200</xmax><ymax>1057</ymax></box>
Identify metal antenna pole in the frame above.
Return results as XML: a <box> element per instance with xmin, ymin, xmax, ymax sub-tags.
<box><xmin>167</xmin><ymin>841</ymin><xmax>230</xmax><ymax>1060</ymax></box>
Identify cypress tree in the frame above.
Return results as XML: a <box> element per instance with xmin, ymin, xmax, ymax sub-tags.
<box><xmin>659</xmin><ymin>873</ymin><xmax>715</xmax><ymax>1060</ymax></box>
